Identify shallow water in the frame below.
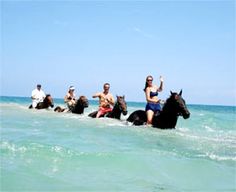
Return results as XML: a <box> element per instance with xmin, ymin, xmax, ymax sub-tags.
<box><xmin>0</xmin><ymin>96</ymin><xmax>235</xmax><ymax>191</ymax></box>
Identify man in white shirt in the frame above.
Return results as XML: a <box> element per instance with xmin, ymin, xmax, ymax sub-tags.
<box><xmin>31</xmin><ymin>84</ymin><xmax>46</xmax><ymax>108</ymax></box>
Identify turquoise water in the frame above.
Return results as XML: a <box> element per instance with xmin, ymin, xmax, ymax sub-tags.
<box><xmin>0</xmin><ymin>96</ymin><xmax>235</xmax><ymax>191</ymax></box>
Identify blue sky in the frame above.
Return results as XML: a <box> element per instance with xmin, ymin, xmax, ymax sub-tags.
<box><xmin>1</xmin><ymin>0</ymin><xmax>235</xmax><ymax>106</ymax></box>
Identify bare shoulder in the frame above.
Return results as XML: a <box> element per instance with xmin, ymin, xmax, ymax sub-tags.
<box><xmin>145</xmin><ymin>86</ymin><xmax>151</xmax><ymax>92</ymax></box>
<box><xmin>108</xmin><ymin>93</ymin><xmax>114</xmax><ymax>98</ymax></box>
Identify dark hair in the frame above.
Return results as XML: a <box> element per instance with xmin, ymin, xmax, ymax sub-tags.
<box><xmin>104</xmin><ymin>83</ymin><xmax>110</xmax><ymax>88</ymax></box>
<box><xmin>143</xmin><ymin>75</ymin><xmax>153</xmax><ymax>92</ymax></box>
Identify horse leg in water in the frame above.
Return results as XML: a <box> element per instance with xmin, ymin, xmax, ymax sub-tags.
<box><xmin>88</xmin><ymin>111</ymin><xmax>98</xmax><ymax>118</ymax></box>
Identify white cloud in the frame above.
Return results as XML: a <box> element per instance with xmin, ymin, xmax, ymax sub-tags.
<box><xmin>132</xmin><ymin>27</ymin><xmax>156</xmax><ymax>39</ymax></box>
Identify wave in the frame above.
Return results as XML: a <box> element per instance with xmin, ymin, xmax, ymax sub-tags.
<box><xmin>2</xmin><ymin>139</ymin><xmax>235</xmax><ymax>164</ymax></box>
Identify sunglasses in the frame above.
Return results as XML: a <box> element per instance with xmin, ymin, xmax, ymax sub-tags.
<box><xmin>147</xmin><ymin>79</ymin><xmax>153</xmax><ymax>82</ymax></box>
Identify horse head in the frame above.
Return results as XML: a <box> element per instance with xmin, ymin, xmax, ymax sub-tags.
<box><xmin>72</xmin><ymin>96</ymin><xmax>89</xmax><ymax>114</ymax></box>
<box><xmin>167</xmin><ymin>90</ymin><xmax>190</xmax><ymax>119</ymax></box>
<box><xmin>115</xmin><ymin>95</ymin><xmax>128</xmax><ymax>116</ymax></box>
<box><xmin>45</xmin><ymin>94</ymin><xmax>54</xmax><ymax>108</ymax></box>
<box><xmin>77</xmin><ymin>96</ymin><xmax>89</xmax><ymax>108</ymax></box>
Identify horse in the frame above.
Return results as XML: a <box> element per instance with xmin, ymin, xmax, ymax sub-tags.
<box><xmin>54</xmin><ymin>96</ymin><xmax>89</xmax><ymax>114</ymax></box>
<box><xmin>127</xmin><ymin>90</ymin><xmax>190</xmax><ymax>129</ymax></box>
<box><xmin>88</xmin><ymin>96</ymin><xmax>128</xmax><ymax>120</ymax></box>
<box><xmin>29</xmin><ymin>94</ymin><xmax>54</xmax><ymax>109</ymax></box>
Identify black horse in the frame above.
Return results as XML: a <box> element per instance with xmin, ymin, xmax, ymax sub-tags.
<box><xmin>88</xmin><ymin>96</ymin><xmax>128</xmax><ymax>120</ymax></box>
<box><xmin>127</xmin><ymin>90</ymin><xmax>190</xmax><ymax>129</ymax></box>
<box><xmin>54</xmin><ymin>96</ymin><xmax>89</xmax><ymax>114</ymax></box>
<box><xmin>29</xmin><ymin>94</ymin><xmax>54</xmax><ymax>109</ymax></box>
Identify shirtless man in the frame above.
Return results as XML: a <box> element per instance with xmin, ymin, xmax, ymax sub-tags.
<box><xmin>92</xmin><ymin>83</ymin><xmax>115</xmax><ymax>118</ymax></box>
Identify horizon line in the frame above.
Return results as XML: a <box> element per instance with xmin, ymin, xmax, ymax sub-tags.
<box><xmin>0</xmin><ymin>95</ymin><xmax>235</xmax><ymax>108</ymax></box>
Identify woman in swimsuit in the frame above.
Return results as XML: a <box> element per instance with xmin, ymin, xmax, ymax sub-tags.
<box><xmin>64</xmin><ymin>86</ymin><xmax>77</xmax><ymax>111</ymax></box>
<box><xmin>144</xmin><ymin>75</ymin><xmax>164</xmax><ymax>125</ymax></box>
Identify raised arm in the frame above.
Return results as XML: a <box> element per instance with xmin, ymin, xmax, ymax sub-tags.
<box><xmin>158</xmin><ymin>76</ymin><xmax>164</xmax><ymax>92</ymax></box>
<box><xmin>92</xmin><ymin>92</ymin><xmax>101</xmax><ymax>99</ymax></box>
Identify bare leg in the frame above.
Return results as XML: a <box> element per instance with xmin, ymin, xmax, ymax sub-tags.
<box><xmin>146</xmin><ymin>110</ymin><xmax>154</xmax><ymax>125</ymax></box>
<box><xmin>96</xmin><ymin>110</ymin><xmax>102</xmax><ymax>118</ymax></box>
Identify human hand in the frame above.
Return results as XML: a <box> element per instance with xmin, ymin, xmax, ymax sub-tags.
<box><xmin>160</xmin><ymin>76</ymin><xmax>164</xmax><ymax>82</ymax></box>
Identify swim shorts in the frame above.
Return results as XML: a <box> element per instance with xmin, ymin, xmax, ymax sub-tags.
<box><xmin>98</xmin><ymin>107</ymin><xmax>113</xmax><ymax>116</ymax></box>
<box><xmin>145</xmin><ymin>103</ymin><xmax>161</xmax><ymax>112</ymax></box>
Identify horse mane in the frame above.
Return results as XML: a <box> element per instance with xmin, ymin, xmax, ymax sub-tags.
<box><xmin>162</xmin><ymin>92</ymin><xmax>177</xmax><ymax>110</ymax></box>
<box><xmin>78</xmin><ymin>95</ymin><xmax>86</xmax><ymax>101</ymax></box>
<box><xmin>107</xmin><ymin>95</ymin><xmax>127</xmax><ymax>118</ymax></box>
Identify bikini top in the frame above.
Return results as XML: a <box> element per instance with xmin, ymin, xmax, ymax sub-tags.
<box><xmin>67</xmin><ymin>93</ymin><xmax>76</xmax><ymax>100</ymax></box>
<box><xmin>150</xmin><ymin>91</ymin><xmax>158</xmax><ymax>97</ymax></box>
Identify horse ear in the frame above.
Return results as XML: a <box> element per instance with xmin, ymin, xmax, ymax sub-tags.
<box><xmin>170</xmin><ymin>91</ymin><xmax>173</xmax><ymax>95</ymax></box>
<box><xmin>179</xmin><ymin>89</ymin><xmax>182</xmax><ymax>96</ymax></box>
<box><xmin>123</xmin><ymin>95</ymin><xmax>125</xmax><ymax>99</ymax></box>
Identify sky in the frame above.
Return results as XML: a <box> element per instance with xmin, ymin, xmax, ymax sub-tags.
<box><xmin>1</xmin><ymin>0</ymin><xmax>235</xmax><ymax>106</ymax></box>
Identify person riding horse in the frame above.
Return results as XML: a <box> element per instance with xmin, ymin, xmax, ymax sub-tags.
<box><xmin>127</xmin><ymin>90</ymin><xmax>190</xmax><ymax>129</ymax></box>
<box><xmin>92</xmin><ymin>83</ymin><xmax>115</xmax><ymax>118</ymax></box>
<box><xmin>29</xmin><ymin>94</ymin><xmax>54</xmax><ymax>109</ymax></box>
<box><xmin>31</xmin><ymin>84</ymin><xmax>46</xmax><ymax>108</ymax></box>
<box><xmin>144</xmin><ymin>75</ymin><xmax>164</xmax><ymax>125</ymax></box>
<box><xmin>64</xmin><ymin>86</ymin><xmax>77</xmax><ymax>111</ymax></box>
<box><xmin>54</xmin><ymin>96</ymin><xmax>89</xmax><ymax>114</ymax></box>
<box><xmin>89</xmin><ymin>95</ymin><xmax>127</xmax><ymax>119</ymax></box>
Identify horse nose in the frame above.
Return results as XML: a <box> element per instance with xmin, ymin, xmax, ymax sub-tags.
<box><xmin>183</xmin><ymin>112</ymin><xmax>190</xmax><ymax>119</ymax></box>
<box><xmin>123</xmin><ymin>111</ymin><xmax>128</xmax><ymax>116</ymax></box>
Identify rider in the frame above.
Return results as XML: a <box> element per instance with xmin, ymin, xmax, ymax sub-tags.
<box><xmin>144</xmin><ymin>75</ymin><xmax>164</xmax><ymax>125</ymax></box>
<box><xmin>64</xmin><ymin>86</ymin><xmax>77</xmax><ymax>111</ymax></box>
<box><xmin>31</xmin><ymin>84</ymin><xmax>46</xmax><ymax>108</ymax></box>
<box><xmin>92</xmin><ymin>83</ymin><xmax>115</xmax><ymax>118</ymax></box>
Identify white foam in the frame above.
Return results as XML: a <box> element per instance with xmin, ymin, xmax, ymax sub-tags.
<box><xmin>204</xmin><ymin>125</ymin><xmax>215</xmax><ymax>132</ymax></box>
<box><xmin>198</xmin><ymin>153</ymin><xmax>236</xmax><ymax>161</ymax></box>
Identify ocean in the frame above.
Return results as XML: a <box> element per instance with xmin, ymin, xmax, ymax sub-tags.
<box><xmin>0</xmin><ymin>96</ymin><xmax>235</xmax><ymax>191</ymax></box>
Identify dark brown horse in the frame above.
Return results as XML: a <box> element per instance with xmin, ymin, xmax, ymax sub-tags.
<box><xmin>29</xmin><ymin>94</ymin><xmax>54</xmax><ymax>109</ymax></box>
<box><xmin>88</xmin><ymin>96</ymin><xmax>128</xmax><ymax>120</ymax></box>
<box><xmin>127</xmin><ymin>90</ymin><xmax>190</xmax><ymax>129</ymax></box>
<box><xmin>54</xmin><ymin>96</ymin><xmax>89</xmax><ymax>114</ymax></box>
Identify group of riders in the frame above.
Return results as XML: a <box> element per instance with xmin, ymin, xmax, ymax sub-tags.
<box><xmin>31</xmin><ymin>75</ymin><xmax>164</xmax><ymax>125</ymax></box>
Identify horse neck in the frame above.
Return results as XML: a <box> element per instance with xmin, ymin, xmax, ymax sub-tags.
<box><xmin>109</xmin><ymin>103</ymin><xmax>121</xmax><ymax>119</ymax></box>
<box><xmin>45</xmin><ymin>100</ymin><xmax>51</xmax><ymax>107</ymax></box>
<box><xmin>154</xmin><ymin>100</ymin><xmax>178</xmax><ymax>128</ymax></box>
<box><xmin>162</xmin><ymin>100</ymin><xmax>178</xmax><ymax>116</ymax></box>
<box><xmin>73</xmin><ymin>102</ymin><xmax>84</xmax><ymax>114</ymax></box>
